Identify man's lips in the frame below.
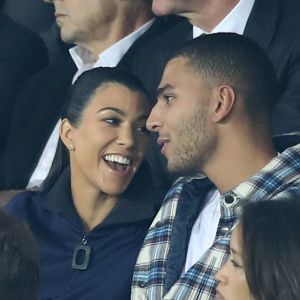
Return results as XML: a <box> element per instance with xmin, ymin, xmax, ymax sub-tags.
<box><xmin>55</xmin><ymin>13</ymin><xmax>67</xmax><ymax>20</ymax></box>
<box><xmin>157</xmin><ymin>136</ymin><xmax>169</xmax><ymax>146</ymax></box>
<box><xmin>157</xmin><ymin>137</ymin><xmax>169</xmax><ymax>155</ymax></box>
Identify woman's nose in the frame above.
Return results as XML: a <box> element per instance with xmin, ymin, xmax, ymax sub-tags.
<box><xmin>215</xmin><ymin>260</ymin><xmax>229</xmax><ymax>284</ymax></box>
<box><xmin>117</xmin><ymin>127</ymin><xmax>135</xmax><ymax>148</ymax></box>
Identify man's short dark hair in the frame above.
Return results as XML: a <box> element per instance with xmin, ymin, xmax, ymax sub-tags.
<box><xmin>173</xmin><ymin>33</ymin><xmax>278</xmax><ymax>125</ymax></box>
<box><xmin>0</xmin><ymin>209</ymin><xmax>38</xmax><ymax>300</ymax></box>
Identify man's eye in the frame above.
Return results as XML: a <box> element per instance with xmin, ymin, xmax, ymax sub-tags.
<box><xmin>104</xmin><ymin>118</ymin><xmax>120</xmax><ymax>126</ymax></box>
<box><xmin>164</xmin><ymin>94</ymin><xmax>174</xmax><ymax>103</ymax></box>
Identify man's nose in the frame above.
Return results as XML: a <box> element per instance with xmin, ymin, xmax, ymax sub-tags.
<box><xmin>146</xmin><ymin>104</ymin><xmax>162</xmax><ymax>132</ymax></box>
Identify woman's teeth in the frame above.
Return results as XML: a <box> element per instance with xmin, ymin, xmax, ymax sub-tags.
<box><xmin>104</xmin><ymin>154</ymin><xmax>131</xmax><ymax>166</ymax></box>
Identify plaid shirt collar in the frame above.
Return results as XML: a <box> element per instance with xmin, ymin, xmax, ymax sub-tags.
<box><xmin>132</xmin><ymin>144</ymin><xmax>300</xmax><ymax>300</ymax></box>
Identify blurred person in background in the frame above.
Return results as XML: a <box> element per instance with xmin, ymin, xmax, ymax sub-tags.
<box><xmin>216</xmin><ymin>197</ymin><xmax>300</xmax><ymax>300</ymax></box>
<box><xmin>0</xmin><ymin>208</ymin><xmax>38</xmax><ymax>300</ymax></box>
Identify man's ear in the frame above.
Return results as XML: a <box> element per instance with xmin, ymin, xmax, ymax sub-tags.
<box><xmin>60</xmin><ymin>119</ymin><xmax>75</xmax><ymax>151</ymax></box>
<box><xmin>211</xmin><ymin>85</ymin><xmax>236</xmax><ymax>123</ymax></box>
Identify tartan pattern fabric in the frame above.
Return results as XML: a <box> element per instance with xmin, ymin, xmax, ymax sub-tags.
<box><xmin>131</xmin><ymin>144</ymin><xmax>300</xmax><ymax>300</ymax></box>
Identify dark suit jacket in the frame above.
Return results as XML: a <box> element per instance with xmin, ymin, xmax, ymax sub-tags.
<box><xmin>132</xmin><ymin>0</ymin><xmax>300</xmax><ymax>135</ymax></box>
<box><xmin>0</xmin><ymin>12</ymin><xmax>48</xmax><ymax>155</ymax></box>
<box><xmin>129</xmin><ymin>0</ymin><xmax>300</xmax><ymax>191</ymax></box>
<box><xmin>0</xmin><ymin>17</ymin><xmax>179</xmax><ymax>190</ymax></box>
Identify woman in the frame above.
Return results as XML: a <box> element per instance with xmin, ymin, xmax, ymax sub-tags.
<box><xmin>215</xmin><ymin>197</ymin><xmax>300</xmax><ymax>300</ymax></box>
<box><xmin>5</xmin><ymin>67</ymin><xmax>159</xmax><ymax>300</ymax></box>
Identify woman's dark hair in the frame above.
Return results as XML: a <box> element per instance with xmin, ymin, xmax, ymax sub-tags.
<box><xmin>42</xmin><ymin>67</ymin><xmax>149</xmax><ymax>192</ymax></box>
<box><xmin>240</xmin><ymin>198</ymin><xmax>300</xmax><ymax>300</ymax></box>
<box><xmin>0</xmin><ymin>209</ymin><xmax>39</xmax><ymax>300</ymax></box>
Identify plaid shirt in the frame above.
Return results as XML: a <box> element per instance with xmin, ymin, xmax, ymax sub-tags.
<box><xmin>131</xmin><ymin>144</ymin><xmax>300</xmax><ymax>300</ymax></box>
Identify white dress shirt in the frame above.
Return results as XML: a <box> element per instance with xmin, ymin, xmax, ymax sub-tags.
<box><xmin>193</xmin><ymin>0</ymin><xmax>255</xmax><ymax>38</ymax></box>
<box><xmin>185</xmin><ymin>0</ymin><xmax>255</xmax><ymax>273</ymax></box>
<box><xmin>27</xmin><ymin>20</ymin><xmax>154</xmax><ymax>188</ymax></box>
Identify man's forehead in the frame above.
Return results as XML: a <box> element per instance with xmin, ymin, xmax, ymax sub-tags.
<box><xmin>162</xmin><ymin>57</ymin><xmax>200</xmax><ymax>83</ymax></box>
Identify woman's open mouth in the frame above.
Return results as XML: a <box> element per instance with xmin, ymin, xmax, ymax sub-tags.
<box><xmin>103</xmin><ymin>154</ymin><xmax>132</xmax><ymax>173</ymax></box>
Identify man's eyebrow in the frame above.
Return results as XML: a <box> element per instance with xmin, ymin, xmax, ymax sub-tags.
<box><xmin>157</xmin><ymin>84</ymin><xmax>174</xmax><ymax>97</ymax></box>
<box><xmin>97</xmin><ymin>107</ymin><xmax>125</xmax><ymax>116</ymax></box>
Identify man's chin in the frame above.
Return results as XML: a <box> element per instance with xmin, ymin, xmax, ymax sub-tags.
<box><xmin>152</xmin><ymin>1</ymin><xmax>171</xmax><ymax>16</ymax></box>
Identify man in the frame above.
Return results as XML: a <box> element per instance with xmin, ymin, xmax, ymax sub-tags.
<box><xmin>131</xmin><ymin>33</ymin><xmax>300</xmax><ymax>299</ymax></box>
<box><xmin>0</xmin><ymin>0</ymin><xmax>177</xmax><ymax>192</ymax></box>
<box><xmin>133</xmin><ymin>0</ymin><xmax>300</xmax><ymax>135</ymax></box>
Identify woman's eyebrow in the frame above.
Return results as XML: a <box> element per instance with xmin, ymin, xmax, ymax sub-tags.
<box><xmin>97</xmin><ymin>107</ymin><xmax>149</xmax><ymax>120</ymax></box>
<box><xmin>97</xmin><ymin>107</ymin><xmax>125</xmax><ymax>116</ymax></box>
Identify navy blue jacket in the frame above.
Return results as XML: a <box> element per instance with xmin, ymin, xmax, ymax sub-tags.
<box><xmin>5</xmin><ymin>168</ymin><xmax>158</xmax><ymax>300</ymax></box>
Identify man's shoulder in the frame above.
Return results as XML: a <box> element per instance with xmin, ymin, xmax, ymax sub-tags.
<box><xmin>136</xmin><ymin>16</ymin><xmax>191</xmax><ymax>56</ymax></box>
<box><xmin>0</xmin><ymin>14</ymin><xmax>48</xmax><ymax>76</ymax></box>
<box><xmin>16</xmin><ymin>51</ymin><xmax>76</xmax><ymax>102</ymax></box>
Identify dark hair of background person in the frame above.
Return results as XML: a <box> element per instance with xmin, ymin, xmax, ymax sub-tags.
<box><xmin>240</xmin><ymin>197</ymin><xmax>300</xmax><ymax>300</ymax></box>
<box><xmin>172</xmin><ymin>32</ymin><xmax>278</xmax><ymax>128</ymax></box>
<box><xmin>0</xmin><ymin>209</ymin><xmax>38</xmax><ymax>300</ymax></box>
<box><xmin>41</xmin><ymin>67</ymin><xmax>150</xmax><ymax>193</ymax></box>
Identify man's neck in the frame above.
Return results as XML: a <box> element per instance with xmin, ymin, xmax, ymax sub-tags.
<box><xmin>204</xmin><ymin>133</ymin><xmax>277</xmax><ymax>194</ymax></box>
<box><xmin>79</xmin><ymin>7</ymin><xmax>153</xmax><ymax>57</ymax></box>
<box><xmin>180</xmin><ymin>0</ymin><xmax>240</xmax><ymax>32</ymax></box>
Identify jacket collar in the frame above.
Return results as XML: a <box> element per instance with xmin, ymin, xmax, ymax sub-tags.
<box><xmin>42</xmin><ymin>165</ymin><xmax>158</xmax><ymax>227</ymax></box>
<box><xmin>220</xmin><ymin>143</ymin><xmax>300</xmax><ymax>218</ymax></box>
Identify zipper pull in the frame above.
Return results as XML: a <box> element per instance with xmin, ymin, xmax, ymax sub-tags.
<box><xmin>71</xmin><ymin>236</ymin><xmax>91</xmax><ymax>270</ymax></box>
<box><xmin>82</xmin><ymin>236</ymin><xmax>87</xmax><ymax>245</ymax></box>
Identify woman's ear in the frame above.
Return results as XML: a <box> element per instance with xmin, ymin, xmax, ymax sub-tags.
<box><xmin>211</xmin><ymin>85</ymin><xmax>236</xmax><ymax>123</ymax></box>
<box><xmin>60</xmin><ymin>119</ymin><xmax>75</xmax><ymax>151</ymax></box>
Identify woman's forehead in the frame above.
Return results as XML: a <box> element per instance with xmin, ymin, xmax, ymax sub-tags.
<box><xmin>83</xmin><ymin>83</ymin><xmax>150</xmax><ymax>116</ymax></box>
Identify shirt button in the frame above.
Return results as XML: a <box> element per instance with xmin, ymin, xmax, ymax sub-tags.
<box><xmin>155</xmin><ymin>221</ymin><xmax>161</xmax><ymax>227</ymax></box>
<box><xmin>138</xmin><ymin>282</ymin><xmax>147</xmax><ymax>288</ymax></box>
<box><xmin>221</xmin><ymin>226</ymin><xmax>230</xmax><ymax>232</ymax></box>
<box><xmin>225</xmin><ymin>195</ymin><xmax>235</xmax><ymax>204</ymax></box>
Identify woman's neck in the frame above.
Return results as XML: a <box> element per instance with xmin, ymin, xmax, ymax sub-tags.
<box><xmin>71</xmin><ymin>182</ymin><xmax>118</xmax><ymax>233</ymax></box>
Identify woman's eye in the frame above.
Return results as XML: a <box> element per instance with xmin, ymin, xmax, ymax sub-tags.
<box><xmin>104</xmin><ymin>118</ymin><xmax>120</xmax><ymax>126</ymax></box>
<box><xmin>230</xmin><ymin>259</ymin><xmax>242</xmax><ymax>268</ymax></box>
<box><xmin>136</xmin><ymin>125</ymin><xmax>149</xmax><ymax>135</ymax></box>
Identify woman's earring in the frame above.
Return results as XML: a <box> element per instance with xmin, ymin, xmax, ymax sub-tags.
<box><xmin>69</xmin><ymin>144</ymin><xmax>74</xmax><ymax>151</ymax></box>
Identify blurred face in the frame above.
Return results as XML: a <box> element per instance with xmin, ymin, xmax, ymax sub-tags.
<box><xmin>65</xmin><ymin>84</ymin><xmax>150</xmax><ymax>196</ymax></box>
<box><xmin>152</xmin><ymin>0</ymin><xmax>201</xmax><ymax>16</ymax></box>
<box><xmin>50</xmin><ymin>0</ymin><xmax>117</xmax><ymax>45</ymax></box>
<box><xmin>215</xmin><ymin>225</ymin><xmax>252</xmax><ymax>300</ymax></box>
<box><xmin>146</xmin><ymin>57</ymin><xmax>217</xmax><ymax>176</ymax></box>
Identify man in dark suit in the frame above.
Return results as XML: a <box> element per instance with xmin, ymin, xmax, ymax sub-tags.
<box><xmin>133</xmin><ymin>0</ymin><xmax>300</xmax><ymax>136</ymax></box>
<box><xmin>0</xmin><ymin>0</ymin><xmax>178</xmax><ymax>195</ymax></box>
<box><xmin>0</xmin><ymin>12</ymin><xmax>48</xmax><ymax>156</ymax></box>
